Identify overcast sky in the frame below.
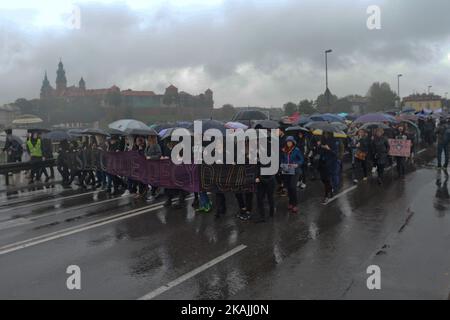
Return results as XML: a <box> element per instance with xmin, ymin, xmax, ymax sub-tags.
<box><xmin>1</xmin><ymin>0</ymin><xmax>450</xmax><ymax>108</ymax></box>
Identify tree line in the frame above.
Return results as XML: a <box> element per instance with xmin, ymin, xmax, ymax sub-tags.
<box><xmin>282</xmin><ymin>82</ymin><xmax>398</xmax><ymax>115</ymax></box>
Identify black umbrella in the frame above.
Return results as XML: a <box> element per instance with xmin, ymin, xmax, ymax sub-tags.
<box><xmin>160</xmin><ymin>127</ymin><xmax>193</xmax><ymax>140</ymax></box>
<box><xmin>126</xmin><ymin>128</ymin><xmax>158</xmax><ymax>136</ymax></box>
<box><xmin>67</xmin><ymin>128</ymin><xmax>87</xmax><ymax>137</ymax></box>
<box><xmin>27</xmin><ymin>128</ymin><xmax>51</xmax><ymax>133</ymax></box>
<box><xmin>304</xmin><ymin>121</ymin><xmax>343</xmax><ymax>133</ymax></box>
<box><xmin>189</xmin><ymin>120</ymin><xmax>226</xmax><ymax>134</ymax></box>
<box><xmin>285</xmin><ymin>125</ymin><xmax>310</xmax><ymax>134</ymax></box>
<box><xmin>82</xmin><ymin>128</ymin><xmax>110</xmax><ymax>137</ymax></box>
<box><xmin>108</xmin><ymin>128</ymin><xmax>126</xmax><ymax>136</ymax></box>
<box><xmin>252</xmin><ymin>120</ymin><xmax>279</xmax><ymax>129</ymax></box>
<box><xmin>42</xmin><ymin>130</ymin><xmax>73</xmax><ymax>141</ymax></box>
<box><xmin>232</xmin><ymin>110</ymin><xmax>268</xmax><ymax>121</ymax></box>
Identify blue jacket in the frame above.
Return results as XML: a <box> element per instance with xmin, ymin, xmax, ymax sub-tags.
<box><xmin>281</xmin><ymin>146</ymin><xmax>304</xmax><ymax>166</ymax></box>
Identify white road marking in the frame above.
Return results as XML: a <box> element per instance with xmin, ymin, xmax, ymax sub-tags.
<box><xmin>0</xmin><ymin>190</ymin><xmax>101</xmax><ymax>213</ymax></box>
<box><xmin>0</xmin><ymin>196</ymin><xmax>194</xmax><ymax>255</ymax></box>
<box><xmin>0</xmin><ymin>195</ymin><xmax>133</xmax><ymax>228</ymax></box>
<box><xmin>417</xmin><ymin>148</ymin><xmax>426</xmax><ymax>154</ymax></box>
<box><xmin>325</xmin><ymin>185</ymin><xmax>358</xmax><ymax>205</ymax></box>
<box><xmin>138</xmin><ymin>244</ymin><xmax>248</xmax><ymax>300</ymax></box>
<box><xmin>325</xmin><ymin>148</ymin><xmax>429</xmax><ymax>205</ymax></box>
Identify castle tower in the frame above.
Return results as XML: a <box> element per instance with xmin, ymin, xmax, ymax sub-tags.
<box><xmin>40</xmin><ymin>71</ymin><xmax>53</xmax><ymax>98</ymax></box>
<box><xmin>56</xmin><ymin>59</ymin><xmax>67</xmax><ymax>93</ymax></box>
<box><xmin>205</xmin><ymin>88</ymin><xmax>213</xmax><ymax>108</ymax></box>
<box><xmin>79</xmin><ymin>77</ymin><xmax>86</xmax><ymax>90</ymax></box>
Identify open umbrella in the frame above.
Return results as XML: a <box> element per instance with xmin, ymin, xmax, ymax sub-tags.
<box><xmin>82</xmin><ymin>128</ymin><xmax>110</xmax><ymax>137</ymax></box>
<box><xmin>126</xmin><ymin>128</ymin><xmax>158</xmax><ymax>136</ymax></box>
<box><xmin>312</xmin><ymin>129</ymin><xmax>347</xmax><ymax>139</ymax></box>
<box><xmin>108</xmin><ymin>128</ymin><xmax>126</xmax><ymax>136</ymax></box>
<box><xmin>12</xmin><ymin>114</ymin><xmax>43</xmax><ymax>125</ymax></box>
<box><xmin>397</xmin><ymin>113</ymin><xmax>418</xmax><ymax>122</ymax></box>
<box><xmin>359</xmin><ymin>122</ymin><xmax>390</xmax><ymax>130</ymax></box>
<box><xmin>330</xmin><ymin>121</ymin><xmax>348</xmax><ymax>131</ymax></box>
<box><xmin>108</xmin><ymin>119</ymin><xmax>150</xmax><ymax>132</ymax></box>
<box><xmin>225</xmin><ymin>121</ymin><xmax>249</xmax><ymax>130</ymax></box>
<box><xmin>159</xmin><ymin>127</ymin><xmax>192</xmax><ymax>140</ymax></box>
<box><xmin>285</xmin><ymin>125</ymin><xmax>310</xmax><ymax>134</ymax></box>
<box><xmin>304</xmin><ymin>121</ymin><xmax>343</xmax><ymax>133</ymax></box>
<box><xmin>42</xmin><ymin>130</ymin><xmax>73</xmax><ymax>141</ymax></box>
<box><xmin>252</xmin><ymin>120</ymin><xmax>279</xmax><ymax>129</ymax></box>
<box><xmin>67</xmin><ymin>128</ymin><xmax>87</xmax><ymax>137</ymax></box>
<box><xmin>189</xmin><ymin>119</ymin><xmax>226</xmax><ymax>134</ymax></box>
<box><xmin>354</xmin><ymin>113</ymin><xmax>397</xmax><ymax>124</ymax></box>
<box><xmin>6</xmin><ymin>135</ymin><xmax>23</xmax><ymax>145</ymax></box>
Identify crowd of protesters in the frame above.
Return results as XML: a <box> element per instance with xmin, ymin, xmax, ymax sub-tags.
<box><xmin>2</xmin><ymin>112</ymin><xmax>450</xmax><ymax>223</ymax></box>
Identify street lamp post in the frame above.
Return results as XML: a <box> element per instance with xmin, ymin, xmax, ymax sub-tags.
<box><xmin>397</xmin><ymin>74</ymin><xmax>402</xmax><ymax>111</ymax></box>
<box><xmin>428</xmin><ymin>86</ymin><xmax>432</xmax><ymax>94</ymax></box>
<box><xmin>325</xmin><ymin>49</ymin><xmax>332</xmax><ymax>110</ymax></box>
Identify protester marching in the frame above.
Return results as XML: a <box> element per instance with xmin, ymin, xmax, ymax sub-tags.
<box><xmin>1</xmin><ymin>110</ymin><xmax>449</xmax><ymax>223</ymax></box>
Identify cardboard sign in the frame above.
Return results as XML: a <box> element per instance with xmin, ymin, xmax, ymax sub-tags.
<box><xmin>388</xmin><ymin>139</ymin><xmax>411</xmax><ymax>157</ymax></box>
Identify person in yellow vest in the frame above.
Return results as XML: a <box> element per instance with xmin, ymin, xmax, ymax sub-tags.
<box><xmin>26</xmin><ymin>132</ymin><xmax>43</xmax><ymax>184</ymax></box>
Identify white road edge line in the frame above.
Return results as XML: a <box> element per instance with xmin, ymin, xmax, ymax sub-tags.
<box><xmin>0</xmin><ymin>190</ymin><xmax>101</xmax><ymax>212</ymax></box>
<box><xmin>138</xmin><ymin>244</ymin><xmax>248</xmax><ymax>300</ymax></box>
<box><xmin>0</xmin><ymin>195</ymin><xmax>133</xmax><ymax>226</ymax></box>
<box><xmin>0</xmin><ymin>196</ymin><xmax>194</xmax><ymax>255</ymax></box>
<box><xmin>325</xmin><ymin>148</ymin><xmax>428</xmax><ymax>205</ymax></box>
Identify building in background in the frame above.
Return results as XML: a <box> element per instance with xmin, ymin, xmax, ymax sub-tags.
<box><xmin>402</xmin><ymin>93</ymin><xmax>443</xmax><ymax>111</ymax></box>
<box><xmin>0</xmin><ymin>104</ymin><xmax>20</xmax><ymax>129</ymax></box>
<box><xmin>40</xmin><ymin>60</ymin><xmax>214</xmax><ymax>110</ymax></box>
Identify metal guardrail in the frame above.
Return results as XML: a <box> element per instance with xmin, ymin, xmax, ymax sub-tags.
<box><xmin>0</xmin><ymin>159</ymin><xmax>56</xmax><ymax>186</ymax></box>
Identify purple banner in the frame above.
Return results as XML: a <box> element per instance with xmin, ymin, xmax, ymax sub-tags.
<box><xmin>104</xmin><ymin>151</ymin><xmax>200</xmax><ymax>193</ymax></box>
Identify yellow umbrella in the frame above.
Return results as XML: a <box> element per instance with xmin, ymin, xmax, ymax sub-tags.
<box><xmin>312</xmin><ymin>129</ymin><xmax>347</xmax><ymax>138</ymax></box>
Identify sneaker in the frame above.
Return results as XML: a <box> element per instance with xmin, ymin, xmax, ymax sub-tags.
<box><xmin>121</xmin><ymin>190</ymin><xmax>130</xmax><ymax>197</ymax></box>
<box><xmin>163</xmin><ymin>199</ymin><xmax>172</xmax><ymax>207</ymax></box>
<box><xmin>353</xmin><ymin>179</ymin><xmax>358</xmax><ymax>184</ymax></box>
<box><xmin>322</xmin><ymin>198</ymin><xmax>329</xmax><ymax>205</ymax></box>
<box><xmin>362</xmin><ymin>177</ymin><xmax>368</xmax><ymax>181</ymax></box>
<box><xmin>191</xmin><ymin>198</ymin><xmax>199</xmax><ymax>208</ymax></box>
<box><xmin>146</xmin><ymin>195</ymin><xmax>155</xmax><ymax>202</ymax></box>
<box><xmin>300</xmin><ymin>182</ymin><xmax>306</xmax><ymax>189</ymax></box>
<box><xmin>296</xmin><ymin>181</ymin><xmax>301</xmax><ymax>188</ymax></box>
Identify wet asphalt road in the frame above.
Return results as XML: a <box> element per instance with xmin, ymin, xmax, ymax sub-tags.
<box><xmin>0</xmin><ymin>147</ymin><xmax>449</xmax><ymax>300</ymax></box>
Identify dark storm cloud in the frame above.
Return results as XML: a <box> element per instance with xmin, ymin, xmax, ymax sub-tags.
<box><xmin>1</xmin><ymin>0</ymin><xmax>450</xmax><ymax>107</ymax></box>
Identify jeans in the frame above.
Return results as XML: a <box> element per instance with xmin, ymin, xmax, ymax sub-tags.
<box><xmin>256</xmin><ymin>177</ymin><xmax>275</xmax><ymax>217</ymax></box>
<box><xmin>437</xmin><ymin>143</ymin><xmax>449</xmax><ymax>167</ymax></box>
<box><xmin>331</xmin><ymin>160</ymin><xmax>341</xmax><ymax>191</ymax></box>
<box><xmin>199</xmin><ymin>192</ymin><xmax>210</xmax><ymax>207</ymax></box>
<box><xmin>282</xmin><ymin>172</ymin><xmax>300</xmax><ymax>206</ymax></box>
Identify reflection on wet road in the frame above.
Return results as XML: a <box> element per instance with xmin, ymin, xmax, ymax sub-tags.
<box><xmin>0</xmin><ymin>148</ymin><xmax>449</xmax><ymax>299</ymax></box>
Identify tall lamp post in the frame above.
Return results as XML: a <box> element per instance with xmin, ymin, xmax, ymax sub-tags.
<box><xmin>325</xmin><ymin>49</ymin><xmax>333</xmax><ymax>110</ymax></box>
<box><xmin>397</xmin><ymin>74</ymin><xmax>402</xmax><ymax>111</ymax></box>
<box><xmin>428</xmin><ymin>86</ymin><xmax>432</xmax><ymax>94</ymax></box>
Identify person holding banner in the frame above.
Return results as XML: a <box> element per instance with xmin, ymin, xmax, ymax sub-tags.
<box><xmin>393</xmin><ymin>125</ymin><xmax>409</xmax><ymax>179</ymax></box>
<box><xmin>145</xmin><ymin>135</ymin><xmax>163</xmax><ymax>202</ymax></box>
<box><xmin>372</xmin><ymin>128</ymin><xmax>390</xmax><ymax>185</ymax></box>
<box><xmin>280</xmin><ymin>136</ymin><xmax>304</xmax><ymax>213</ymax></box>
